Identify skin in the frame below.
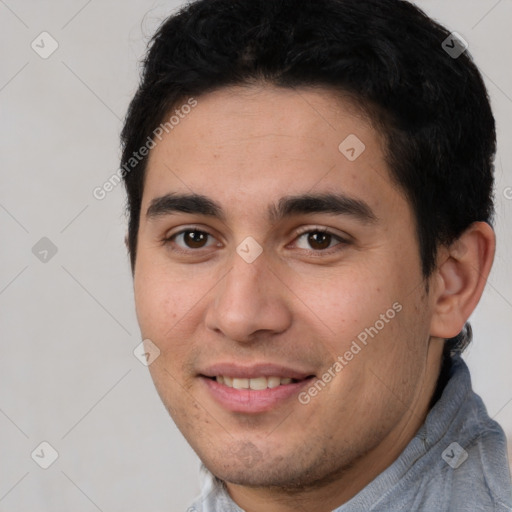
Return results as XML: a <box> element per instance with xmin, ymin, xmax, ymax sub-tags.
<box><xmin>132</xmin><ymin>85</ymin><xmax>495</xmax><ymax>512</ymax></box>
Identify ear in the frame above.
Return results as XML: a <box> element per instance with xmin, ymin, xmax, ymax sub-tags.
<box><xmin>429</xmin><ymin>222</ymin><xmax>495</xmax><ymax>339</ymax></box>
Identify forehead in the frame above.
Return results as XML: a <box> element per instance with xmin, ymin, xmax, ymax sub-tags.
<box><xmin>142</xmin><ymin>85</ymin><xmax>407</xmax><ymax>225</ymax></box>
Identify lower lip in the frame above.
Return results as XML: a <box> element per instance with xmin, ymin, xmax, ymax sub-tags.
<box><xmin>200</xmin><ymin>376</ymin><xmax>313</xmax><ymax>413</ymax></box>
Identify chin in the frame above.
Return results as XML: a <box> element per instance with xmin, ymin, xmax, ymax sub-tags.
<box><xmin>197</xmin><ymin>441</ymin><xmax>288</xmax><ymax>485</ymax></box>
<box><xmin>199</xmin><ymin>440</ymin><xmax>341</xmax><ymax>490</ymax></box>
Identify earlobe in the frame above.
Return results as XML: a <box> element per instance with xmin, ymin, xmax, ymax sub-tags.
<box><xmin>429</xmin><ymin>222</ymin><xmax>495</xmax><ymax>339</ymax></box>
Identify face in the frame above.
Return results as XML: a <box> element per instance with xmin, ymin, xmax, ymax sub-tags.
<box><xmin>133</xmin><ymin>85</ymin><xmax>440</xmax><ymax>490</ymax></box>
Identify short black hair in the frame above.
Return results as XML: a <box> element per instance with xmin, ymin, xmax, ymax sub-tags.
<box><xmin>120</xmin><ymin>0</ymin><xmax>496</xmax><ymax>353</ymax></box>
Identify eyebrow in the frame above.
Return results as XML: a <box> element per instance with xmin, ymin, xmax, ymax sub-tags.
<box><xmin>146</xmin><ymin>192</ymin><xmax>377</xmax><ymax>224</ymax></box>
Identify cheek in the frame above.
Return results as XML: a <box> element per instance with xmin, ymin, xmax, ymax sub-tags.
<box><xmin>294</xmin><ymin>265</ymin><xmax>402</xmax><ymax>343</ymax></box>
<box><xmin>134</xmin><ymin>264</ymin><xmax>203</xmax><ymax>406</ymax></box>
<box><xmin>133</xmin><ymin>256</ymin><xmax>199</xmax><ymax>350</ymax></box>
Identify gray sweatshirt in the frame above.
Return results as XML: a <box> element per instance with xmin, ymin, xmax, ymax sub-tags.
<box><xmin>188</xmin><ymin>355</ymin><xmax>512</xmax><ymax>511</ymax></box>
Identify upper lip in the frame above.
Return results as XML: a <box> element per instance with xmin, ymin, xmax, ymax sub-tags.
<box><xmin>200</xmin><ymin>363</ymin><xmax>315</xmax><ymax>380</ymax></box>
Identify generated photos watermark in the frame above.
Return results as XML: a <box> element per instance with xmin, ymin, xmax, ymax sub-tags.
<box><xmin>92</xmin><ymin>97</ymin><xmax>198</xmax><ymax>200</ymax></box>
<box><xmin>298</xmin><ymin>301</ymin><xmax>403</xmax><ymax>405</ymax></box>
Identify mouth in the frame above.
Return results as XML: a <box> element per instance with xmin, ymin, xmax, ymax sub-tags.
<box><xmin>205</xmin><ymin>375</ymin><xmax>304</xmax><ymax>389</ymax></box>
<box><xmin>198</xmin><ymin>365</ymin><xmax>316</xmax><ymax>413</ymax></box>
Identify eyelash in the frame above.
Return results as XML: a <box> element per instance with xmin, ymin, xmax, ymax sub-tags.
<box><xmin>161</xmin><ymin>226</ymin><xmax>349</xmax><ymax>256</ymax></box>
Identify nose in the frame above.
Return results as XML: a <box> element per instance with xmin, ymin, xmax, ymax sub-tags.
<box><xmin>204</xmin><ymin>251</ymin><xmax>293</xmax><ymax>343</ymax></box>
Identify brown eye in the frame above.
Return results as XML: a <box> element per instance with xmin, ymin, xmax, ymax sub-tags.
<box><xmin>182</xmin><ymin>230</ymin><xmax>209</xmax><ymax>249</ymax></box>
<box><xmin>294</xmin><ymin>228</ymin><xmax>348</xmax><ymax>253</ymax></box>
<box><xmin>307</xmin><ymin>231</ymin><xmax>332</xmax><ymax>250</ymax></box>
<box><xmin>165</xmin><ymin>229</ymin><xmax>217</xmax><ymax>252</ymax></box>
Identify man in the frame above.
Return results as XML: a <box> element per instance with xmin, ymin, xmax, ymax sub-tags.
<box><xmin>120</xmin><ymin>0</ymin><xmax>512</xmax><ymax>510</ymax></box>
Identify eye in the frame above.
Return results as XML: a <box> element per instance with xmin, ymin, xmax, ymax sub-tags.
<box><xmin>163</xmin><ymin>228</ymin><xmax>219</xmax><ymax>252</ymax></box>
<box><xmin>162</xmin><ymin>226</ymin><xmax>349</xmax><ymax>256</ymax></box>
<box><xmin>293</xmin><ymin>227</ymin><xmax>348</xmax><ymax>253</ymax></box>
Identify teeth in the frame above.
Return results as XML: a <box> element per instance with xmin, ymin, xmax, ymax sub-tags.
<box><xmin>249</xmin><ymin>377</ymin><xmax>267</xmax><ymax>390</ymax></box>
<box><xmin>267</xmin><ymin>376</ymin><xmax>281</xmax><ymax>389</ymax></box>
<box><xmin>232</xmin><ymin>378</ymin><xmax>249</xmax><ymax>389</ymax></box>
<box><xmin>215</xmin><ymin>376</ymin><xmax>296</xmax><ymax>389</ymax></box>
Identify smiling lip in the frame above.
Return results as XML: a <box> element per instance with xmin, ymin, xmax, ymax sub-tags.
<box><xmin>199</xmin><ymin>363</ymin><xmax>315</xmax><ymax>413</ymax></box>
<box><xmin>200</xmin><ymin>363</ymin><xmax>314</xmax><ymax>380</ymax></box>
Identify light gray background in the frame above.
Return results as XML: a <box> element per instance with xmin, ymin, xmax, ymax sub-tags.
<box><xmin>1</xmin><ymin>1</ymin><xmax>511</xmax><ymax>511</ymax></box>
